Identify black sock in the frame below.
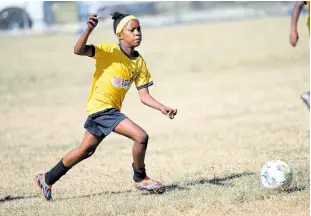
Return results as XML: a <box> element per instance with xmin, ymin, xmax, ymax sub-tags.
<box><xmin>132</xmin><ymin>163</ymin><xmax>147</xmax><ymax>181</ymax></box>
<box><xmin>45</xmin><ymin>159</ymin><xmax>70</xmax><ymax>185</ymax></box>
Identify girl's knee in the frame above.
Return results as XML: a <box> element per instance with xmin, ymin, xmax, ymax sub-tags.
<box><xmin>134</xmin><ymin>132</ymin><xmax>149</xmax><ymax>145</ymax></box>
<box><xmin>86</xmin><ymin>149</ymin><xmax>95</xmax><ymax>157</ymax></box>
<box><xmin>78</xmin><ymin>145</ymin><xmax>97</xmax><ymax>159</ymax></box>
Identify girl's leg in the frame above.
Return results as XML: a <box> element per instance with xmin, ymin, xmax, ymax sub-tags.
<box><xmin>35</xmin><ymin>130</ymin><xmax>103</xmax><ymax>200</ymax></box>
<box><xmin>113</xmin><ymin>118</ymin><xmax>164</xmax><ymax>193</ymax></box>
<box><xmin>113</xmin><ymin>118</ymin><xmax>148</xmax><ymax>170</ymax></box>
<box><xmin>46</xmin><ymin>130</ymin><xmax>104</xmax><ymax>184</ymax></box>
<box><xmin>62</xmin><ymin>130</ymin><xmax>104</xmax><ymax>168</ymax></box>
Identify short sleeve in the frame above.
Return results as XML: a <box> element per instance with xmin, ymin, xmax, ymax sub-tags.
<box><xmin>90</xmin><ymin>43</ymin><xmax>111</xmax><ymax>59</ymax></box>
<box><xmin>135</xmin><ymin>59</ymin><xmax>153</xmax><ymax>90</ymax></box>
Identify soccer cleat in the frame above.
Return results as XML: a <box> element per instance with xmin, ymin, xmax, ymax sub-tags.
<box><xmin>300</xmin><ymin>91</ymin><xmax>310</xmax><ymax>110</ymax></box>
<box><xmin>134</xmin><ymin>177</ymin><xmax>165</xmax><ymax>194</ymax></box>
<box><xmin>35</xmin><ymin>174</ymin><xmax>53</xmax><ymax>200</ymax></box>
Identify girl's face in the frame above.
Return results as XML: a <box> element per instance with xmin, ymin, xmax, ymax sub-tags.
<box><xmin>119</xmin><ymin>19</ymin><xmax>142</xmax><ymax>48</ymax></box>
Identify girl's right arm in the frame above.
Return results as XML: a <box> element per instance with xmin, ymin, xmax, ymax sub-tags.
<box><xmin>74</xmin><ymin>14</ymin><xmax>99</xmax><ymax>56</ymax></box>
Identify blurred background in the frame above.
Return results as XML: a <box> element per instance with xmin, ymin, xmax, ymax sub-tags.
<box><xmin>0</xmin><ymin>1</ymin><xmax>308</xmax><ymax>35</ymax></box>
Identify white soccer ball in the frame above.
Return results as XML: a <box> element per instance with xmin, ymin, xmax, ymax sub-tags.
<box><xmin>260</xmin><ymin>160</ymin><xmax>293</xmax><ymax>189</ymax></box>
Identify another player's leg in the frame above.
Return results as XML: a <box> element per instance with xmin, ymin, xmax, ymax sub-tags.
<box><xmin>302</xmin><ymin>21</ymin><xmax>311</xmax><ymax>110</ymax></box>
<box><xmin>35</xmin><ymin>131</ymin><xmax>104</xmax><ymax>200</ymax></box>
<box><xmin>113</xmin><ymin>118</ymin><xmax>165</xmax><ymax>193</ymax></box>
<box><xmin>300</xmin><ymin>90</ymin><xmax>310</xmax><ymax>110</ymax></box>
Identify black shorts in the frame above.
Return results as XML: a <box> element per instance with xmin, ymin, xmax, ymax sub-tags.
<box><xmin>84</xmin><ymin>108</ymin><xmax>127</xmax><ymax>137</ymax></box>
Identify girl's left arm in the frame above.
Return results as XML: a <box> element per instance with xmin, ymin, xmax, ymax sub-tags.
<box><xmin>138</xmin><ymin>88</ymin><xmax>177</xmax><ymax>119</ymax></box>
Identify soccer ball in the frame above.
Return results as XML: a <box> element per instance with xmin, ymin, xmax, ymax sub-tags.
<box><xmin>260</xmin><ymin>160</ymin><xmax>293</xmax><ymax>189</ymax></box>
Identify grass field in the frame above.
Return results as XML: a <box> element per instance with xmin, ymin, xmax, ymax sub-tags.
<box><xmin>0</xmin><ymin>17</ymin><xmax>310</xmax><ymax>216</ymax></box>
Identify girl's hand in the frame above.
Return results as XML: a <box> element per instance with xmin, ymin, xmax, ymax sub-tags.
<box><xmin>160</xmin><ymin>106</ymin><xmax>177</xmax><ymax>119</ymax></box>
<box><xmin>87</xmin><ymin>14</ymin><xmax>99</xmax><ymax>31</ymax></box>
<box><xmin>290</xmin><ymin>30</ymin><xmax>299</xmax><ymax>47</ymax></box>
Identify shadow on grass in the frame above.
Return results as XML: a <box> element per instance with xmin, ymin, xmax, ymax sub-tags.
<box><xmin>165</xmin><ymin>171</ymin><xmax>255</xmax><ymax>192</ymax></box>
<box><xmin>0</xmin><ymin>171</ymin><xmax>256</xmax><ymax>202</ymax></box>
<box><xmin>283</xmin><ymin>185</ymin><xmax>306</xmax><ymax>193</ymax></box>
<box><xmin>0</xmin><ymin>195</ymin><xmax>38</xmax><ymax>203</ymax></box>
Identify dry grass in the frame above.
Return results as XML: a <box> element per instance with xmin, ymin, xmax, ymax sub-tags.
<box><xmin>0</xmin><ymin>17</ymin><xmax>309</xmax><ymax>216</ymax></box>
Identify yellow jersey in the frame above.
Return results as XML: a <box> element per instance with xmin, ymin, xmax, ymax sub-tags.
<box><xmin>86</xmin><ymin>43</ymin><xmax>153</xmax><ymax>115</ymax></box>
<box><xmin>305</xmin><ymin>1</ymin><xmax>310</xmax><ymax>32</ymax></box>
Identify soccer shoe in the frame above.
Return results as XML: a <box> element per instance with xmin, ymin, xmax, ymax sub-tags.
<box><xmin>35</xmin><ymin>174</ymin><xmax>52</xmax><ymax>200</ymax></box>
<box><xmin>300</xmin><ymin>91</ymin><xmax>310</xmax><ymax>110</ymax></box>
<box><xmin>134</xmin><ymin>177</ymin><xmax>165</xmax><ymax>194</ymax></box>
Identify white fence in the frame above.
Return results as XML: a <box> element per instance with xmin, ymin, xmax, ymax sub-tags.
<box><xmin>0</xmin><ymin>1</ymin><xmax>305</xmax><ymax>36</ymax></box>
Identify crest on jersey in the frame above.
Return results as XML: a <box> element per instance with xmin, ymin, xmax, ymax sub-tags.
<box><xmin>111</xmin><ymin>77</ymin><xmax>131</xmax><ymax>89</ymax></box>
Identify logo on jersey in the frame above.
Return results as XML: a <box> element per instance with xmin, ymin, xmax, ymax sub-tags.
<box><xmin>111</xmin><ymin>77</ymin><xmax>131</xmax><ymax>89</ymax></box>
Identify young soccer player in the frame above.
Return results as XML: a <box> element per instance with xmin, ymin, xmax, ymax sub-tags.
<box><xmin>35</xmin><ymin>12</ymin><xmax>178</xmax><ymax>200</ymax></box>
<box><xmin>289</xmin><ymin>1</ymin><xmax>310</xmax><ymax>109</ymax></box>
